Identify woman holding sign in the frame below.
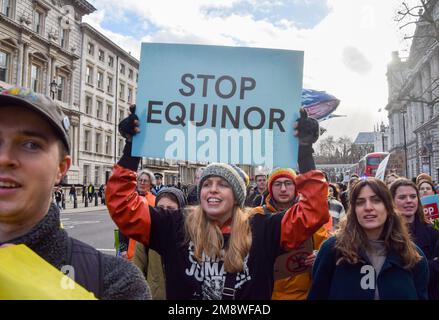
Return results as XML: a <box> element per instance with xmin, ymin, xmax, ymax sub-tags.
<box><xmin>418</xmin><ymin>180</ymin><xmax>437</xmax><ymax>198</ymax></box>
<box><xmin>308</xmin><ymin>178</ymin><xmax>429</xmax><ymax>300</ymax></box>
<box><xmin>105</xmin><ymin>106</ymin><xmax>329</xmax><ymax>300</ymax></box>
<box><xmin>390</xmin><ymin>179</ymin><xmax>439</xmax><ymax>299</ymax></box>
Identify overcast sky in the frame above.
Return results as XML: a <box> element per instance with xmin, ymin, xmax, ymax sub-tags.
<box><xmin>84</xmin><ymin>0</ymin><xmax>414</xmax><ymax>141</ymax></box>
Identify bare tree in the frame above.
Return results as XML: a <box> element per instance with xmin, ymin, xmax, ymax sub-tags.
<box><xmin>315</xmin><ymin>135</ymin><xmax>361</xmax><ymax>164</ymax></box>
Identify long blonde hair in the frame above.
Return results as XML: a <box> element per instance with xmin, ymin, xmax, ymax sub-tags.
<box><xmin>184</xmin><ymin>205</ymin><xmax>255</xmax><ymax>273</ymax></box>
<box><xmin>335</xmin><ymin>178</ymin><xmax>421</xmax><ymax>269</ymax></box>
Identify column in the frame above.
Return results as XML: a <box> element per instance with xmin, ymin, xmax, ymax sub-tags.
<box><xmin>69</xmin><ymin>65</ymin><xmax>75</xmax><ymax>106</ymax></box>
<box><xmin>22</xmin><ymin>44</ymin><xmax>29</xmax><ymax>86</ymax></box>
<box><xmin>16</xmin><ymin>41</ymin><xmax>24</xmax><ymax>86</ymax></box>
<box><xmin>46</xmin><ymin>57</ymin><xmax>52</xmax><ymax>96</ymax></box>
<box><xmin>431</xmin><ymin>53</ymin><xmax>439</xmax><ymax>116</ymax></box>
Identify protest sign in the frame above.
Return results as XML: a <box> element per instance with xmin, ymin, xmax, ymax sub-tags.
<box><xmin>421</xmin><ymin>194</ymin><xmax>439</xmax><ymax>222</ymax></box>
<box><xmin>375</xmin><ymin>153</ymin><xmax>390</xmax><ymax>181</ymax></box>
<box><xmin>273</xmin><ymin>237</ymin><xmax>313</xmax><ymax>280</ymax></box>
<box><xmin>133</xmin><ymin>43</ymin><xmax>304</xmax><ymax>169</ymax></box>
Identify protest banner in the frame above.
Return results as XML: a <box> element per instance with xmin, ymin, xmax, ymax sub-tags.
<box><xmin>421</xmin><ymin>194</ymin><xmax>439</xmax><ymax>227</ymax></box>
<box><xmin>375</xmin><ymin>153</ymin><xmax>390</xmax><ymax>181</ymax></box>
<box><xmin>132</xmin><ymin>43</ymin><xmax>304</xmax><ymax>169</ymax></box>
<box><xmin>273</xmin><ymin>238</ymin><xmax>313</xmax><ymax>280</ymax></box>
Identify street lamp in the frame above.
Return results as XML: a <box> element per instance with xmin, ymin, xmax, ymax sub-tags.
<box><xmin>401</xmin><ymin>108</ymin><xmax>408</xmax><ymax>177</ymax></box>
<box><xmin>50</xmin><ymin>79</ymin><xmax>58</xmax><ymax>100</ymax></box>
<box><xmin>380</xmin><ymin>122</ymin><xmax>386</xmax><ymax>152</ymax></box>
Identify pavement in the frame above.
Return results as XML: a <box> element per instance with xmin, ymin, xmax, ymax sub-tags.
<box><xmin>60</xmin><ymin>200</ymin><xmax>108</xmax><ymax>214</ymax></box>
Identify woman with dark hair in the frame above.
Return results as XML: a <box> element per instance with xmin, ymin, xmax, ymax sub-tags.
<box><xmin>390</xmin><ymin>178</ymin><xmax>439</xmax><ymax>299</ymax></box>
<box><xmin>308</xmin><ymin>178</ymin><xmax>429</xmax><ymax>300</ymax></box>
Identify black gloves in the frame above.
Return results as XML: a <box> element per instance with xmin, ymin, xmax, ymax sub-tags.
<box><xmin>296</xmin><ymin>108</ymin><xmax>319</xmax><ymax>174</ymax></box>
<box><xmin>297</xmin><ymin>108</ymin><xmax>319</xmax><ymax>146</ymax></box>
<box><xmin>118</xmin><ymin>104</ymin><xmax>141</xmax><ymax>171</ymax></box>
<box><xmin>118</xmin><ymin>104</ymin><xmax>139</xmax><ymax>142</ymax></box>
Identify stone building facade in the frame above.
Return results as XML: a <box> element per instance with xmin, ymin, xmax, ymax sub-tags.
<box><xmin>78</xmin><ymin>23</ymin><xmax>139</xmax><ymax>186</ymax></box>
<box><xmin>386</xmin><ymin>0</ymin><xmax>439</xmax><ymax>181</ymax></box>
<box><xmin>0</xmin><ymin>0</ymin><xmax>96</xmax><ymax>184</ymax></box>
<box><xmin>0</xmin><ymin>0</ymin><xmax>256</xmax><ymax>187</ymax></box>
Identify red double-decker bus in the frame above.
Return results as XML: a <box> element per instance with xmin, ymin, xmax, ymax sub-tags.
<box><xmin>356</xmin><ymin>152</ymin><xmax>389</xmax><ymax>177</ymax></box>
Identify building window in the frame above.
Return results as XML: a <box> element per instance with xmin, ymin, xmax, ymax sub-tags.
<box><xmin>84</xmin><ymin>129</ymin><xmax>90</xmax><ymax>151</ymax></box>
<box><xmin>57</xmin><ymin>75</ymin><xmax>66</xmax><ymax>101</ymax></box>
<box><xmin>105</xmin><ymin>135</ymin><xmax>111</xmax><ymax>155</ymax></box>
<box><xmin>120</xmin><ymin>63</ymin><xmax>125</xmax><ymax>75</ymax></box>
<box><xmin>60</xmin><ymin>29</ymin><xmax>69</xmax><ymax>49</ymax></box>
<box><xmin>1</xmin><ymin>0</ymin><xmax>12</xmax><ymax>17</ymax></box>
<box><xmin>96</xmin><ymin>100</ymin><xmax>103</xmax><ymax>119</ymax></box>
<box><xmin>136</xmin><ymin>72</ymin><xmax>138</xmax><ymax>83</ymax></box>
<box><xmin>106</xmin><ymin>104</ymin><xmax>112</xmax><ymax>122</ymax></box>
<box><xmin>94</xmin><ymin>166</ymin><xmax>100</xmax><ymax>185</ymax></box>
<box><xmin>0</xmin><ymin>51</ymin><xmax>9</xmax><ymax>82</ymax></box>
<box><xmin>119</xmin><ymin>82</ymin><xmax>125</xmax><ymax>100</ymax></box>
<box><xmin>88</xmin><ymin>42</ymin><xmax>94</xmax><ymax>56</ymax></box>
<box><xmin>119</xmin><ymin>109</ymin><xmax>124</xmax><ymax>122</ymax></box>
<box><xmin>128</xmin><ymin>69</ymin><xmax>133</xmax><ymax>80</ymax></box>
<box><xmin>30</xmin><ymin>64</ymin><xmax>42</xmax><ymax>92</ymax></box>
<box><xmin>97</xmin><ymin>71</ymin><xmax>103</xmax><ymax>89</ymax></box>
<box><xmin>86</xmin><ymin>65</ymin><xmax>93</xmax><ymax>84</ymax></box>
<box><xmin>33</xmin><ymin>10</ymin><xmax>44</xmax><ymax>35</ymax></box>
<box><xmin>85</xmin><ymin>96</ymin><xmax>92</xmax><ymax>114</ymax></box>
<box><xmin>128</xmin><ymin>87</ymin><xmax>133</xmax><ymax>103</ymax></box>
<box><xmin>108</xmin><ymin>55</ymin><xmax>114</xmax><ymax>68</ymax></box>
<box><xmin>98</xmin><ymin>49</ymin><xmax>105</xmax><ymax>62</ymax></box>
<box><xmin>118</xmin><ymin>138</ymin><xmax>124</xmax><ymax>157</ymax></box>
<box><xmin>107</xmin><ymin>75</ymin><xmax>113</xmax><ymax>93</ymax></box>
<box><xmin>83</xmin><ymin>164</ymin><xmax>90</xmax><ymax>185</ymax></box>
<box><xmin>95</xmin><ymin>132</ymin><xmax>102</xmax><ymax>153</ymax></box>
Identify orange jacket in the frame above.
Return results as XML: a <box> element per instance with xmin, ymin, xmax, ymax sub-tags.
<box><xmin>106</xmin><ymin>164</ymin><xmax>329</xmax><ymax>252</ymax></box>
<box><xmin>127</xmin><ymin>192</ymin><xmax>155</xmax><ymax>260</ymax></box>
<box><xmin>252</xmin><ymin>195</ymin><xmax>329</xmax><ymax>300</ymax></box>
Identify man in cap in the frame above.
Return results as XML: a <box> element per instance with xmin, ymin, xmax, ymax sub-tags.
<box><xmin>245</xmin><ymin>168</ymin><xmax>268</xmax><ymax>207</ymax></box>
<box><xmin>0</xmin><ymin>87</ymin><xmax>150</xmax><ymax>299</ymax></box>
<box><xmin>152</xmin><ymin>172</ymin><xmax>164</xmax><ymax>196</ymax></box>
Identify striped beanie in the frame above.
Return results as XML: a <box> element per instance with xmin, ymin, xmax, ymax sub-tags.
<box><xmin>268</xmin><ymin>168</ymin><xmax>297</xmax><ymax>198</ymax></box>
<box><xmin>198</xmin><ymin>163</ymin><xmax>249</xmax><ymax>207</ymax></box>
<box><xmin>155</xmin><ymin>187</ymin><xmax>187</xmax><ymax>208</ymax></box>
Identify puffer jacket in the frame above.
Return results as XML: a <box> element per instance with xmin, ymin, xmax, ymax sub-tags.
<box><xmin>252</xmin><ymin>195</ymin><xmax>329</xmax><ymax>300</ymax></box>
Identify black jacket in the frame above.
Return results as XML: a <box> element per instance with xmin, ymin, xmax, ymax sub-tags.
<box><xmin>410</xmin><ymin>218</ymin><xmax>439</xmax><ymax>299</ymax></box>
<box><xmin>186</xmin><ymin>185</ymin><xmax>199</xmax><ymax>205</ymax></box>
<box><xmin>1</xmin><ymin>204</ymin><xmax>151</xmax><ymax>300</ymax></box>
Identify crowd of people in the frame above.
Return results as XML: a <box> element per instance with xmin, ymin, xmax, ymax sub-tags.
<box><xmin>1</xmin><ymin>87</ymin><xmax>439</xmax><ymax>300</ymax></box>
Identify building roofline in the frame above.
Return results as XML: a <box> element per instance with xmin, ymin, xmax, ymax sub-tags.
<box><xmin>73</xmin><ymin>0</ymin><xmax>97</xmax><ymax>15</ymax></box>
<box><xmin>81</xmin><ymin>23</ymin><xmax>139</xmax><ymax>66</ymax></box>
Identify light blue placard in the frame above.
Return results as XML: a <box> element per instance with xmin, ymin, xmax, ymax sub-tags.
<box><xmin>132</xmin><ymin>43</ymin><xmax>303</xmax><ymax>169</ymax></box>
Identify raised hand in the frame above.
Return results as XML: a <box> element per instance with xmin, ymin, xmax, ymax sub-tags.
<box><xmin>118</xmin><ymin>104</ymin><xmax>140</xmax><ymax>142</ymax></box>
<box><xmin>294</xmin><ymin>107</ymin><xmax>319</xmax><ymax>146</ymax></box>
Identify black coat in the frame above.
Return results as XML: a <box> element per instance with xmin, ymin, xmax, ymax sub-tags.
<box><xmin>410</xmin><ymin>218</ymin><xmax>439</xmax><ymax>299</ymax></box>
<box><xmin>186</xmin><ymin>185</ymin><xmax>198</xmax><ymax>205</ymax></box>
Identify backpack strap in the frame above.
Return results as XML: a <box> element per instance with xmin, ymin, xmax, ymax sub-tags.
<box><xmin>67</xmin><ymin>237</ymin><xmax>103</xmax><ymax>299</ymax></box>
<box><xmin>221</xmin><ymin>272</ymin><xmax>237</xmax><ymax>300</ymax></box>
